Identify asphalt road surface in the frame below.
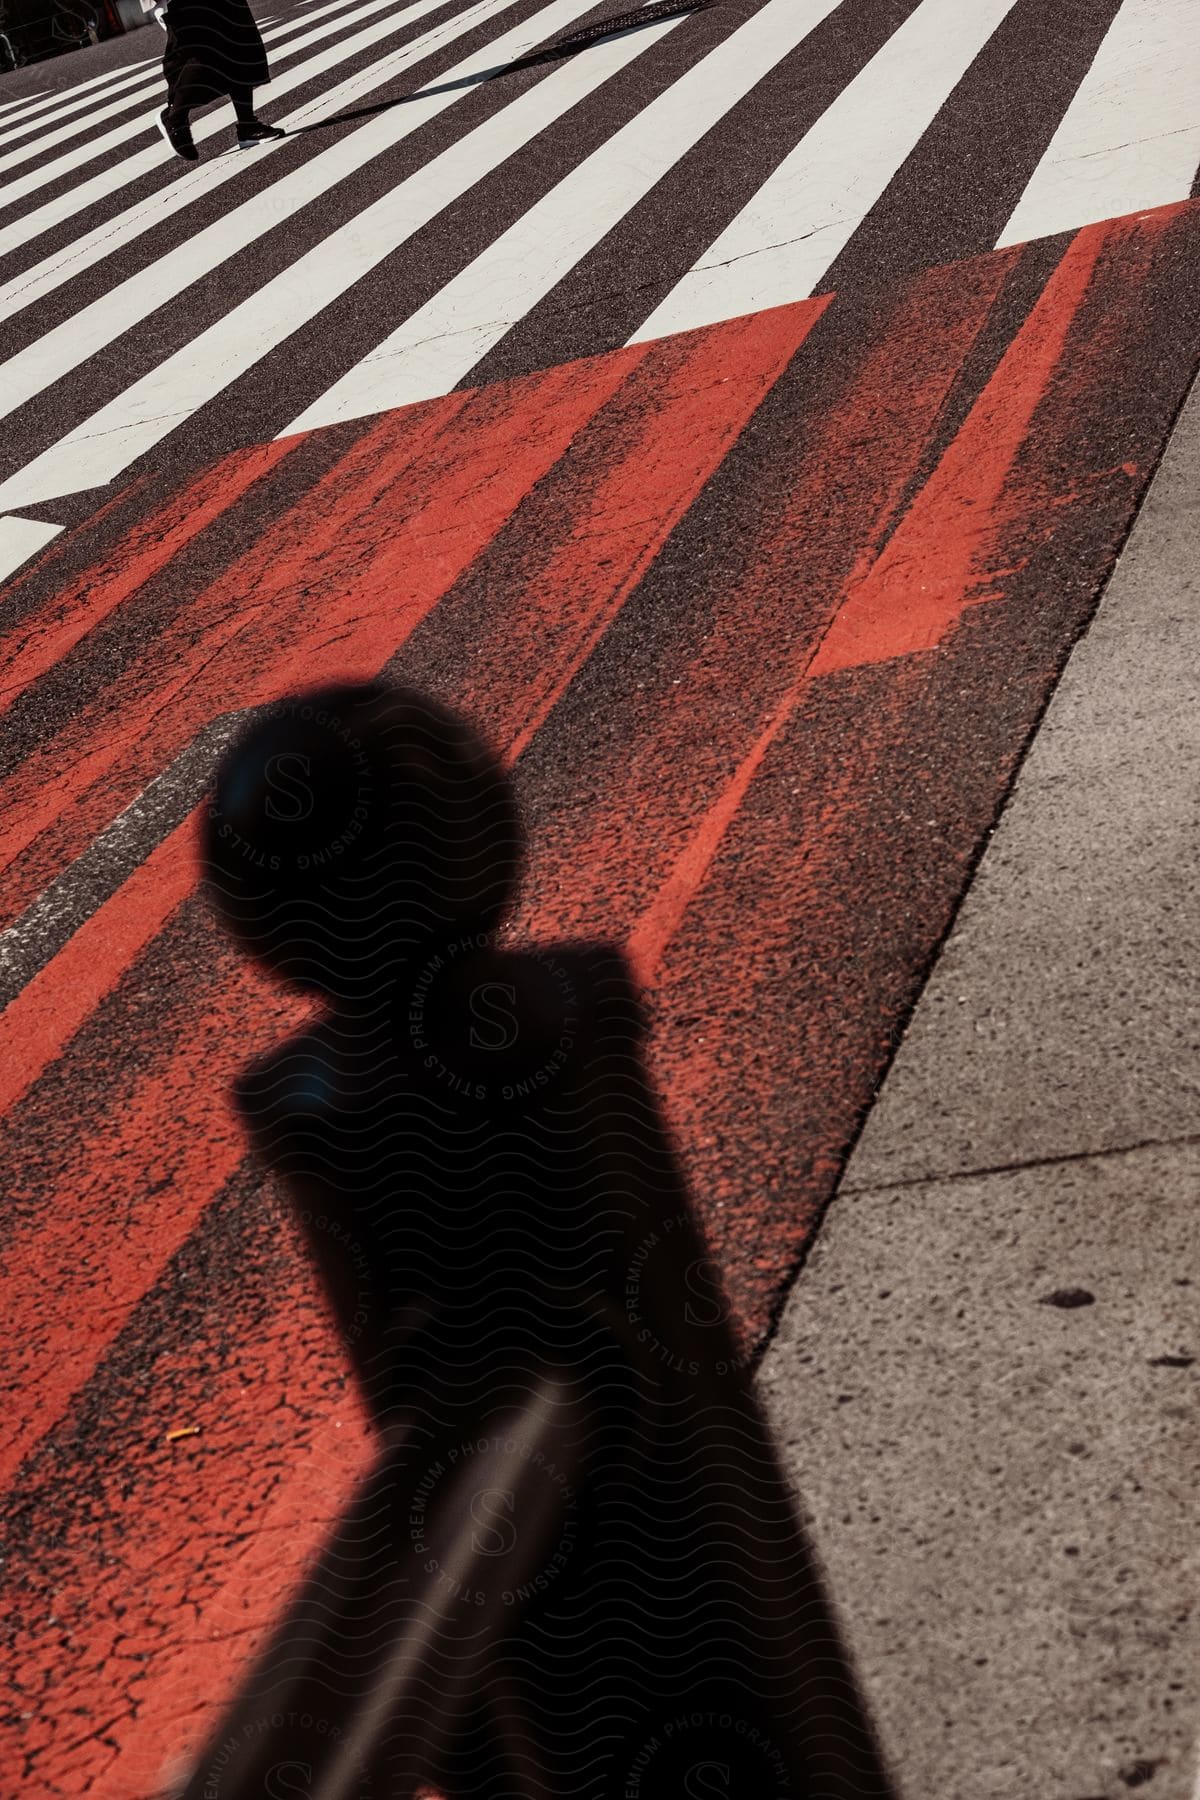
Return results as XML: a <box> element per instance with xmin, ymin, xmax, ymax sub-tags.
<box><xmin>1</xmin><ymin>0</ymin><xmax>1199</xmax><ymax>1792</ymax></box>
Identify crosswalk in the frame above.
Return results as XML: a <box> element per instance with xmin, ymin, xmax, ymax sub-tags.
<box><xmin>2</xmin><ymin>5</ymin><xmax>1200</xmax><ymax>1792</ymax></box>
<box><xmin>997</xmin><ymin>0</ymin><xmax>1200</xmax><ymax>247</ymax></box>
<box><xmin>2</xmin><ymin>202</ymin><xmax>1198</xmax><ymax>1800</ymax></box>
<box><xmin>0</xmin><ymin>0</ymin><xmax>1198</xmax><ymax>582</ymax></box>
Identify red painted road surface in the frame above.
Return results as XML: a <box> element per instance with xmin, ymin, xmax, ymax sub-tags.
<box><xmin>2</xmin><ymin>200</ymin><xmax>1200</xmax><ymax>1795</ymax></box>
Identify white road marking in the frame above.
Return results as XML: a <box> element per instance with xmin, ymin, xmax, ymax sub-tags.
<box><xmin>0</xmin><ymin>0</ymin><xmax>503</xmax><ymax>316</ymax></box>
<box><xmin>0</xmin><ymin>0</ymin><xmax>454</xmax><ymax>256</ymax></box>
<box><xmin>286</xmin><ymin>0</ymin><xmax>843</xmax><ymax>431</ymax></box>
<box><xmin>0</xmin><ymin>62</ymin><xmax>162</xmax><ymax>151</ymax></box>
<box><xmin>250</xmin><ymin>0</ymin><xmax>399</xmax><ymax>33</ymax></box>
<box><xmin>269</xmin><ymin>0</ymin><xmax>373</xmax><ymax>14</ymax></box>
<box><xmin>0</xmin><ymin>71</ymin><xmax>175</xmax><ymax>179</ymax></box>
<box><xmin>0</xmin><ymin>92</ymin><xmax>52</xmax><ymax>120</ymax></box>
<box><xmin>0</xmin><ymin>0</ymin><xmax>512</xmax><ymax>398</ymax></box>
<box><xmin>0</xmin><ymin>73</ymin><xmax>140</xmax><ymax>131</ymax></box>
<box><xmin>0</xmin><ymin>0</ymin><xmax>677</xmax><ymax>512</ymax></box>
<box><xmin>0</xmin><ymin>0</ymin><xmax>428</xmax><ymax>212</ymax></box>
<box><xmin>630</xmin><ymin>0</ymin><xmax>1019</xmax><ymax>343</ymax></box>
<box><xmin>998</xmin><ymin>0</ymin><xmax>1200</xmax><ymax>246</ymax></box>
<box><xmin>0</xmin><ymin>513</ymin><xmax>61</xmax><ymax>585</ymax></box>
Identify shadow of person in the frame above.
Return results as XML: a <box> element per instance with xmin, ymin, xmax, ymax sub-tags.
<box><xmin>166</xmin><ymin>681</ymin><xmax>894</xmax><ymax>1800</ymax></box>
<box><xmin>285</xmin><ymin>0</ymin><xmax>707</xmax><ymax>136</ymax></box>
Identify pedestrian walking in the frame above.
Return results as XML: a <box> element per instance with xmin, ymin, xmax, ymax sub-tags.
<box><xmin>153</xmin><ymin>0</ymin><xmax>285</xmax><ymax>162</ymax></box>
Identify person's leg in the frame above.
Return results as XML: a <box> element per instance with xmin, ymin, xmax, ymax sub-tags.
<box><xmin>159</xmin><ymin>44</ymin><xmax>212</xmax><ymax>160</ymax></box>
<box><xmin>229</xmin><ymin>83</ymin><xmax>255</xmax><ymax>125</ymax></box>
<box><xmin>233</xmin><ymin>86</ymin><xmax>287</xmax><ymax>146</ymax></box>
<box><xmin>166</xmin><ymin>51</ymin><xmax>222</xmax><ymax>121</ymax></box>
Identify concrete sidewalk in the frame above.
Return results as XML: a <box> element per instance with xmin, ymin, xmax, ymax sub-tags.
<box><xmin>760</xmin><ymin>367</ymin><xmax>1200</xmax><ymax>1798</ymax></box>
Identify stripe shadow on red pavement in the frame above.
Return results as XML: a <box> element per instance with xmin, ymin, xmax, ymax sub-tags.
<box><xmin>1</xmin><ymin>198</ymin><xmax>1198</xmax><ymax>1795</ymax></box>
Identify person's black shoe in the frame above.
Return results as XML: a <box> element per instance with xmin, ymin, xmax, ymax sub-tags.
<box><xmin>156</xmin><ymin>108</ymin><xmax>198</xmax><ymax>162</ymax></box>
<box><xmin>236</xmin><ymin>118</ymin><xmax>286</xmax><ymax>148</ymax></box>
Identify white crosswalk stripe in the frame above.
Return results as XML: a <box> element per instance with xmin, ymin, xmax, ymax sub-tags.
<box><xmin>997</xmin><ymin>0</ymin><xmax>1200</xmax><ymax>246</ymax></box>
<box><xmin>0</xmin><ymin>0</ymin><xmax>455</xmax><ymax>211</ymax></box>
<box><xmin>631</xmin><ymin>0</ymin><xmax>1018</xmax><ymax>341</ymax></box>
<box><xmin>288</xmin><ymin>0</ymin><xmax>840</xmax><ymax>427</ymax></box>
<box><xmin>0</xmin><ymin>0</ymin><xmax>531</xmax><ymax>406</ymax></box>
<box><xmin>0</xmin><ymin>64</ymin><xmax>152</xmax><ymax>148</ymax></box>
<box><xmin>0</xmin><ymin>513</ymin><xmax>61</xmax><ymax>586</ymax></box>
<box><xmin>0</xmin><ymin>0</ymin><xmax>482</xmax><ymax>258</ymax></box>
<box><xmin>0</xmin><ymin>0</ymin><xmax>1197</xmax><ymax>572</ymax></box>
<box><xmin>0</xmin><ymin>0</ymin><xmax>401</xmax><ymax>158</ymax></box>
<box><xmin>0</xmin><ymin>73</ymin><xmax>178</xmax><ymax>180</ymax></box>
<box><xmin>0</xmin><ymin>92</ymin><xmax>51</xmax><ymax>118</ymax></box>
<box><xmin>0</xmin><ymin>73</ymin><xmax>140</xmax><ymax>132</ymax></box>
<box><xmin>0</xmin><ymin>0</ymin><xmax>510</xmax><ymax>314</ymax></box>
<box><xmin>0</xmin><ymin>0</ymin><xmax>683</xmax><ymax>510</ymax></box>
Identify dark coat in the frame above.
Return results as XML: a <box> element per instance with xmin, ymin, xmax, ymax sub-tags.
<box><xmin>163</xmin><ymin>0</ymin><xmax>268</xmax><ymax>94</ymax></box>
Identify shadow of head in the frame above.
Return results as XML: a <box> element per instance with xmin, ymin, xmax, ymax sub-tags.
<box><xmin>203</xmin><ymin>681</ymin><xmax>520</xmax><ymax>997</ymax></box>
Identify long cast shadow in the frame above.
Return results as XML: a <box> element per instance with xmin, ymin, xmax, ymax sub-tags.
<box><xmin>283</xmin><ymin>0</ymin><xmax>708</xmax><ymax>135</ymax></box>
